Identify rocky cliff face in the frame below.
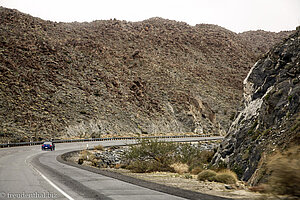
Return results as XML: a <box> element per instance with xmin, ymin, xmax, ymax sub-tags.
<box><xmin>212</xmin><ymin>28</ymin><xmax>300</xmax><ymax>185</ymax></box>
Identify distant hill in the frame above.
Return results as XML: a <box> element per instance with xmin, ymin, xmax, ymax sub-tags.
<box><xmin>239</xmin><ymin>30</ymin><xmax>293</xmax><ymax>56</ymax></box>
<box><xmin>0</xmin><ymin>7</ymin><xmax>293</xmax><ymax>142</ymax></box>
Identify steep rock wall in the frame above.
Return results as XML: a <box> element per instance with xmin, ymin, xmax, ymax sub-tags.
<box><xmin>212</xmin><ymin>28</ymin><xmax>300</xmax><ymax>185</ymax></box>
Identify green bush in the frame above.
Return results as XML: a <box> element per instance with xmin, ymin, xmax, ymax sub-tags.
<box><xmin>126</xmin><ymin>160</ymin><xmax>149</xmax><ymax>173</ymax></box>
<box><xmin>123</xmin><ymin>139</ymin><xmax>215</xmax><ymax>174</ymax></box>
<box><xmin>197</xmin><ymin>170</ymin><xmax>217</xmax><ymax>181</ymax></box>
<box><xmin>125</xmin><ymin>139</ymin><xmax>177</xmax><ymax>163</ymax></box>
<box><xmin>124</xmin><ymin>139</ymin><xmax>177</xmax><ymax>173</ymax></box>
<box><xmin>126</xmin><ymin>160</ymin><xmax>173</xmax><ymax>173</ymax></box>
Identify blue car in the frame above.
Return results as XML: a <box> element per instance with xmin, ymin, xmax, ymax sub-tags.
<box><xmin>41</xmin><ymin>142</ymin><xmax>55</xmax><ymax>151</ymax></box>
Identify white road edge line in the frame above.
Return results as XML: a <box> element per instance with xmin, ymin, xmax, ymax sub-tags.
<box><xmin>33</xmin><ymin>167</ymin><xmax>75</xmax><ymax>200</ymax></box>
<box><xmin>25</xmin><ymin>154</ymin><xmax>75</xmax><ymax>200</ymax></box>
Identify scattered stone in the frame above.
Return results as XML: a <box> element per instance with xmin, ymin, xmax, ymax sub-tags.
<box><xmin>224</xmin><ymin>184</ymin><xmax>233</xmax><ymax>190</ymax></box>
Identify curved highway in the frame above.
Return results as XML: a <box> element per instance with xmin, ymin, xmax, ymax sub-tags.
<box><xmin>0</xmin><ymin>137</ymin><xmax>229</xmax><ymax>200</ymax></box>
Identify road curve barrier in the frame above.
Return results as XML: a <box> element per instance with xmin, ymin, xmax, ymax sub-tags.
<box><xmin>0</xmin><ymin>135</ymin><xmax>224</xmax><ymax>148</ymax></box>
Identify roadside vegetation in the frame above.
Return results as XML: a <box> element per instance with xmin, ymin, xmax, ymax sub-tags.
<box><xmin>248</xmin><ymin>146</ymin><xmax>300</xmax><ymax>199</ymax></box>
<box><xmin>120</xmin><ymin>139</ymin><xmax>240</xmax><ymax>185</ymax></box>
<box><xmin>122</xmin><ymin>139</ymin><xmax>214</xmax><ymax>174</ymax></box>
<box><xmin>77</xmin><ymin>139</ymin><xmax>240</xmax><ymax>185</ymax></box>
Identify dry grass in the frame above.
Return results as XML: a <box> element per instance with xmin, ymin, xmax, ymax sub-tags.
<box><xmin>94</xmin><ymin>144</ymin><xmax>104</xmax><ymax>150</ymax></box>
<box><xmin>197</xmin><ymin>170</ymin><xmax>217</xmax><ymax>181</ymax></box>
<box><xmin>79</xmin><ymin>150</ymin><xmax>95</xmax><ymax>161</ymax></box>
<box><xmin>266</xmin><ymin>146</ymin><xmax>300</xmax><ymax>197</ymax></box>
<box><xmin>191</xmin><ymin>166</ymin><xmax>203</xmax><ymax>175</ymax></box>
<box><xmin>197</xmin><ymin>169</ymin><xmax>237</xmax><ymax>184</ymax></box>
<box><xmin>217</xmin><ymin>169</ymin><xmax>238</xmax><ymax>180</ymax></box>
<box><xmin>170</xmin><ymin>162</ymin><xmax>189</xmax><ymax>174</ymax></box>
<box><xmin>213</xmin><ymin>172</ymin><xmax>237</xmax><ymax>184</ymax></box>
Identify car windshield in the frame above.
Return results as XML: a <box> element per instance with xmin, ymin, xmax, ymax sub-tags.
<box><xmin>43</xmin><ymin>142</ymin><xmax>52</xmax><ymax>145</ymax></box>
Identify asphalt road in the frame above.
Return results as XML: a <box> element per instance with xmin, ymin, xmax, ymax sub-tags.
<box><xmin>0</xmin><ymin>137</ymin><xmax>227</xmax><ymax>200</ymax></box>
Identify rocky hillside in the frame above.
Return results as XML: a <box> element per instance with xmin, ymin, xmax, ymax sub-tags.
<box><xmin>212</xmin><ymin>28</ymin><xmax>300</xmax><ymax>185</ymax></box>
<box><xmin>0</xmin><ymin>7</ymin><xmax>291</xmax><ymax>142</ymax></box>
<box><xmin>239</xmin><ymin>30</ymin><xmax>293</xmax><ymax>56</ymax></box>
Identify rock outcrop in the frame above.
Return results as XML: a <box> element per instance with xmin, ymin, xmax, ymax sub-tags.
<box><xmin>212</xmin><ymin>27</ymin><xmax>300</xmax><ymax>185</ymax></box>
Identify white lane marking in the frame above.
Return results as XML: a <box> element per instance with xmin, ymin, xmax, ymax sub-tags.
<box><xmin>25</xmin><ymin>153</ymin><xmax>74</xmax><ymax>200</ymax></box>
<box><xmin>33</xmin><ymin>167</ymin><xmax>75</xmax><ymax>200</ymax></box>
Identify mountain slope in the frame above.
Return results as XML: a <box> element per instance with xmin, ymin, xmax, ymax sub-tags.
<box><xmin>0</xmin><ymin>7</ymin><xmax>291</xmax><ymax>142</ymax></box>
<box><xmin>212</xmin><ymin>27</ymin><xmax>300</xmax><ymax>185</ymax></box>
<box><xmin>239</xmin><ymin>30</ymin><xmax>293</xmax><ymax>56</ymax></box>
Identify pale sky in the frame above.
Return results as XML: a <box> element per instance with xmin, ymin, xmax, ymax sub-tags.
<box><xmin>0</xmin><ymin>0</ymin><xmax>299</xmax><ymax>33</ymax></box>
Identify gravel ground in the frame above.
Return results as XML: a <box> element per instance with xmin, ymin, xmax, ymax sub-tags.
<box><xmin>103</xmin><ymin>168</ymin><xmax>264</xmax><ymax>200</ymax></box>
<box><xmin>67</xmin><ymin>150</ymin><xmax>271</xmax><ymax>200</ymax></box>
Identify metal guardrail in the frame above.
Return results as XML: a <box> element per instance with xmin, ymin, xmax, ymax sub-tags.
<box><xmin>0</xmin><ymin>135</ymin><xmax>223</xmax><ymax>148</ymax></box>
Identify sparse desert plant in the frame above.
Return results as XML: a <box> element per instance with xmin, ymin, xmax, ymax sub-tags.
<box><xmin>170</xmin><ymin>162</ymin><xmax>189</xmax><ymax>174</ymax></box>
<box><xmin>197</xmin><ymin>169</ymin><xmax>217</xmax><ymax>181</ymax></box>
<box><xmin>183</xmin><ymin>173</ymin><xmax>193</xmax><ymax>179</ymax></box>
<box><xmin>190</xmin><ymin>166</ymin><xmax>203</xmax><ymax>175</ymax></box>
<box><xmin>213</xmin><ymin>170</ymin><xmax>237</xmax><ymax>184</ymax></box>
<box><xmin>80</xmin><ymin>150</ymin><xmax>89</xmax><ymax>160</ymax></box>
<box><xmin>123</xmin><ymin>139</ymin><xmax>177</xmax><ymax>172</ymax></box>
<box><xmin>80</xmin><ymin>150</ymin><xmax>95</xmax><ymax>161</ymax></box>
<box><xmin>94</xmin><ymin>144</ymin><xmax>104</xmax><ymax>150</ymax></box>
<box><xmin>123</xmin><ymin>139</ymin><xmax>216</xmax><ymax>174</ymax></box>
<box><xmin>176</xmin><ymin>143</ymin><xmax>214</xmax><ymax>166</ymax></box>
<box><xmin>126</xmin><ymin>160</ymin><xmax>173</xmax><ymax>173</ymax></box>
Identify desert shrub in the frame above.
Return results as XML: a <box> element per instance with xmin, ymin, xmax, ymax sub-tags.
<box><xmin>125</xmin><ymin>139</ymin><xmax>177</xmax><ymax>161</ymax></box>
<box><xmin>126</xmin><ymin>160</ymin><xmax>149</xmax><ymax>173</ymax></box>
<box><xmin>126</xmin><ymin>160</ymin><xmax>173</xmax><ymax>173</ymax></box>
<box><xmin>91</xmin><ymin>158</ymin><xmax>98</xmax><ymax>167</ymax></box>
<box><xmin>80</xmin><ymin>150</ymin><xmax>95</xmax><ymax>161</ymax></box>
<box><xmin>170</xmin><ymin>162</ymin><xmax>189</xmax><ymax>174</ymax></box>
<box><xmin>176</xmin><ymin>143</ymin><xmax>214</xmax><ymax>165</ymax></box>
<box><xmin>267</xmin><ymin>147</ymin><xmax>300</xmax><ymax>197</ymax></box>
<box><xmin>190</xmin><ymin>166</ymin><xmax>203</xmax><ymax>175</ymax></box>
<box><xmin>94</xmin><ymin>144</ymin><xmax>104</xmax><ymax>150</ymax></box>
<box><xmin>213</xmin><ymin>171</ymin><xmax>237</xmax><ymax>184</ymax></box>
<box><xmin>177</xmin><ymin>143</ymin><xmax>214</xmax><ymax>174</ymax></box>
<box><xmin>184</xmin><ymin>173</ymin><xmax>193</xmax><ymax>179</ymax></box>
<box><xmin>123</xmin><ymin>139</ymin><xmax>215</xmax><ymax>174</ymax></box>
<box><xmin>197</xmin><ymin>170</ymin><xmax>217</xmax><ymax>181</ymax></box>
<box><xmin>124</xmin><ymin>139</ymin><xmax>177</xmax><ymax>172</ymax></box>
